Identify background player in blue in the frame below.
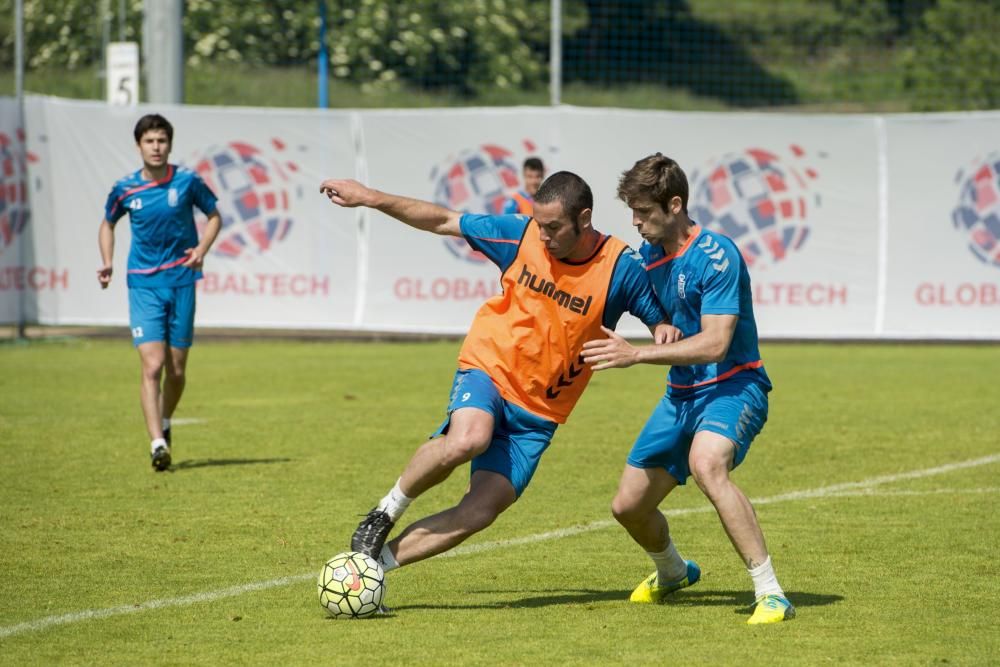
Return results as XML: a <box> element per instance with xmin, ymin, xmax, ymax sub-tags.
<box><xmin>581</xmin><ymin>153</ymin><xmax>794</xmax><ymax>625</ymax></box>
<box><xmin>501</xmin><ymin>156</ymin><xmax>545</xmax><ymax>215</ymax></box>
<box><xmin>97</xmin><ymin>114</ymin><xmax>222</xmax><ymax>471</ymax></box>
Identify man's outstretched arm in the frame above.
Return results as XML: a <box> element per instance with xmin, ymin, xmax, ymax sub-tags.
<box><xmin>320</xmin><ymin>178</ymin><xmax>463</xmax><ymax>237</ymax></box>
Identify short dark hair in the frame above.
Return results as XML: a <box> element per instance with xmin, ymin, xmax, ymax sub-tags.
<box><xmin>133</xmin><ymin>114</ymin><xmax>174</xmax><ymax>144</ymax></box>
<box><xmin>617</xmin><ymin>153</ymin><xmax>688</xmax><ymax>213</ymax></box>
<box><xmin>523</xmin><ymin>156</ymin><xmax>545</xmax><ymax>173</ymax></box>
<box><xmin>534</xmin><ymin>171</ymin><xmax>593</xmax><ymax>222</ymax></box>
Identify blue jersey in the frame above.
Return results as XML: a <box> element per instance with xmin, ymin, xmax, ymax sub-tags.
<box><xmin>104</xmin><ymin>164</ymin><xmax>218</xmax><ymax>288</ymax></box>
<box><xmin>641</xmin><ymin>225</ymin><xmax>771</xmax><ymax>398</ymax></box>
<box><xmin>461</xmin><ymin>213</ymin><xmax>666</xmax><ymax>329</ymax></box>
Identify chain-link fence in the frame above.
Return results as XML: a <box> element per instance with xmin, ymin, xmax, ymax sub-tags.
<box><xmin>1</xmin><ymin>0</ymin><xmax>998</xmax><ymax>111</ymax></box>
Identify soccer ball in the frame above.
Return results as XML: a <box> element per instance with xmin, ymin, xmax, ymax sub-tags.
<box><xmin>317</xmin><ymin>551</ymin><xmax>386</xmax><ymax>619</ymax></box>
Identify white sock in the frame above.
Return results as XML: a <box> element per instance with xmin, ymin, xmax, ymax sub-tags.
<box><xmin>376</xmin><ymin>478</ymin><xmax>413</xmax><ymax>523</ymax></box>
<box><xmin>748</xmin><ymin>555</ymin><xmax>784</xmax><ymax>599</ymax></box>
<box><xmin>162</xmin><ymin>417</ymin><xmax>171</xmax><ymax>431</ymax></box>
<box><xmin>648</xmin><ymin>538</ymin><xmax>688</xmax><ymax>583</ymax></box>
<box><xmin>377</xmin><ymin>544</ymin><xmax>399</xmax><ymax>572</ymax></box>
<box><xmin>150</xmin><ymin>437</ymin><xmax>167</xmax><ymax>452</ymax></box>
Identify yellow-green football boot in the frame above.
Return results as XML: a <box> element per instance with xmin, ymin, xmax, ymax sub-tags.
<box><xmin>629</xmin><ymin>561</ymin><xmax>701</xmax><ymax>603</ymax></box>
<box><xmin>747</xmin><ymin>594</ymin><xmax>796</xmax><ymax>625</ymax></box>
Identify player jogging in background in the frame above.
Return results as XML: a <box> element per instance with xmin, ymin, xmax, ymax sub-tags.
<box><xmin>581</xmin><ymin>153</ymin><xmax>795</xmax><ymax>625</ymax></box>
<box><xmin>501</xmin><ymin>156</ymin><xmax>545</xmax><ymax>215</ymax></box>
<box><xmin>320</xmin><ymin>171</ymin><xmax>677</xmax><ymax>587</ymax></box>
<box><xmin>98</xmin><ymin>114</ymin><xmax>222</xmax><ymax>471</ymax></box>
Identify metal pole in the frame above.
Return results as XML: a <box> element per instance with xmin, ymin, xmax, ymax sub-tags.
<box><xmin>318</xmin><ymin>0</ymin><xmax>329</xmax><ymax>108</ymax></box>
<box><xmin>144</xmin><ymin>0</ymin><xmax>184</xmax><ymax>104</ymax></box>
<box><xmin>550</xmin><ymin>0</ymin><xmax>562</xmax><ymax>106</ymax></box>
<box><xmin>14</xmin><ymin>0</ymin><xmax>23</xmax><ymax>101</ymax></box>
<box><xmin>14</xmin><ymin>0</ymin><xmax>27</xmax><ymax>338</ymax></box>
<box><xmin>100</xmin><ymin>0</ymin><xmax>110</xmax><ymax>98</ymax></box>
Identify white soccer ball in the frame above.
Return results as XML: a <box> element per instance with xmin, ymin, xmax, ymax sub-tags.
<box><xmin>317</xmin><ymin>551</ymin><xmax>386</xmax><ymax>619</ymax></box>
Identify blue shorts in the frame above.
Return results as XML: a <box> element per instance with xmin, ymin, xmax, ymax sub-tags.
<box><xmin>128</xmin><ymin>285</ymin><xmax>196</xmax><ymax>348</ymax></box>
<box><xmin>628</xmin><ymin>379</ymin><xmax>769</xmax><ymax>485</ymax></box>
<box><xmin>432</xmin><ymin>368</ymin><xmax>558</xmax><ymax>498</ymax></box>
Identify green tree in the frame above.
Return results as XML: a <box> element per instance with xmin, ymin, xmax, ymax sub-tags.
<box><xmin>1</xmin><ymin>0</ymin><xmax>586</xmax><ymax>98</ymax></box>
<box><xmin>903</xmin><ymin>0</ymin><xmax>1000</xmax><ymax>110</ymax></box>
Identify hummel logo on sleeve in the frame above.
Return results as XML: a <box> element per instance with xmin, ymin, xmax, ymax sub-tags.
<box><xmin>698</xmin><ymin>234</ymin><xmax>730</xmax><ymax>272</ymax></box>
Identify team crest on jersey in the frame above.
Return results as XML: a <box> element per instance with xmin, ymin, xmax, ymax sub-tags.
<box><xmin>677</xmin><ymin>273</ymin><xmax>687</xmax><ymax>300</ymax></box>
<box><xmin>167</xmin><ymin>187</ymin><xmax>179</xmax><ymax>207</ymax></box>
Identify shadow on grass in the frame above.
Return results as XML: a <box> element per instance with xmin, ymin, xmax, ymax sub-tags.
<box><xmin>169</xmin><ymin>457</ymin><xmax>292</xmax><ymax>471</ymax></box>
<box><xmin>391</xmin><ymin>588</ymin><xmax>842</xmax><ymax>612</ymax></box>
<box><xmin>666</xmin><ymin>589</ymin><xmax>843</xmax><ymax>613</ymax></box>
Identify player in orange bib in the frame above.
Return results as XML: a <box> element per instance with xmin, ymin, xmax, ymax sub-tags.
<box><xmin>502</xmin><ymin>157</ymin><xmax>545</xmax><ymax>216</ymax></box>
<box><xmin>319</xmin><ymin>172</ymin><xmax>676</xmax><ymax>585</ymax></box>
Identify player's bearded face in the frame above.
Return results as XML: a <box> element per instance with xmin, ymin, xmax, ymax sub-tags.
<box><xmin>137</xmin><ymin>129</ymin><xmax>171</xmax><ymax>169</ymax></box>
<box><xmin>533</xmin><ymin>200</ymin><xmax>588</xmax><ymax>260</ymax></box>
<box><xmin>630</xmin><ymin>198</ymin><xmax>674</xmax><ymax>245</ymax></box>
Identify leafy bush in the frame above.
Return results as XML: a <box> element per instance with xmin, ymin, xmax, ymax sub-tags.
<box><xmin>903</xmin><ymin>0</ymin><xmax>1000</xmax><ymax>110</ymax></box>
<box><xmin>1</xmin><ymin>0</ymin><xmax>587</xmax><ymax>97</ymax></box>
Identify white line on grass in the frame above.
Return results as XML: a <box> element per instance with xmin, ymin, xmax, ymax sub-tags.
<box><xmin>169</xmin><ymin>418</ymin><xmax>206</xmax><ymax>426</ymax></box>
<box><xmin>3</xmin><ymin>453</ymin><xmax>998</xmax><ymax>640</ymax></box>
<box><xmin>443</xmin><ymin>453</ymin><xmax>1000</xmax><ymax>556</ymax></box>
<box><xmin>0</xmin><ymin>575</ymin><xmax>315</xmax><ymax>641</ymax></box>
<box><xmin>823</xmin><ymin>486</ymin><xmax>1000</xmax><ymax>498</ymax></box>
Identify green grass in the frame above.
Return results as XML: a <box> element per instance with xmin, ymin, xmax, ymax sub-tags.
<box><xmin>1</xmin><ymin>339</ymin><xmax>999</xmax><ymax>664</ymax></box>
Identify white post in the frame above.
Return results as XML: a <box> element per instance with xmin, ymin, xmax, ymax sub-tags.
<box><xmin>15</xmin><ymin>0</ymin><xmax>26</xmax><ymax>338</ymax></box>
<box><xmin>550</xmin><ymin>0</ymin><xmax>562</xmax><ymax>107</ymax></box>
<box><xmin>15</xmin><ymin>0</ymin><xmax>23</xmax><ymax>101</ymax></box>
<box><xmin>874</xmin><ymin>116</ymin><xmax>890</xmax><ymax>338</ymax></box>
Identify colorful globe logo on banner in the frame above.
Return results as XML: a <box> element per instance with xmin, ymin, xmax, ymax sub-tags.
<box><xmin>0</xmin><ymin>129</ymin><xmax>38</xmax><ymax>257</ymax></box>
<box><xmin>190</xmin><ymin>139</ymin><xmax>301</xmax><ymax>259</ymax></box>
<box><xmin>952</xmin><ymin>152</ymin><xmax>1000</xmax><ymax>269</ymax></box>
<box><xmin>430</xmin><ymin>140</ymin><xmax>537</xmax><ymax>264</ymax></box>
<box><xmin>689</xmin><ymin>145</ymin><xmax>822</xmax><ymax>269</ymax></box>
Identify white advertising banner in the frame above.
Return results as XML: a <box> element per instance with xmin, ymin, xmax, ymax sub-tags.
<box><xmin>358</xmin><ymin>108</ymin><xmax>561</xmax><ymax>333</ymax></box>
<box><xmin>3</xmin><ymin>95</ymin><xmax>999</xmax><ymax>339</ymax></box>
<box><xmin>0</xmin><ymin>97</ymin><xmax>40</xmax><ymax>324</ymax></box>
<box><xmin>557</xmin><ymin>108</ymin><xmax>881</xmax><ymax>338</ymax></box>
<box><xmin>19</xmin><ymin>97</ymin><xmax>359</xmax><ymax>329</ymax></box>
<box><xmin>882</xmin><ymin>113</ymin><xmax>1000</xmax><ymax>338</ymax></box>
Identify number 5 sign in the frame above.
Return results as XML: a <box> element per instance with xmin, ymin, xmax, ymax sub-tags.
<box><xmin>107</xmin><ymin>42</ymin><xmax>140</xmax><ymax>106</ymax></box>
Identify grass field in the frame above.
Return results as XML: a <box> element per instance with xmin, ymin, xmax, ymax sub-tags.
<box><xmin>1</xmin><ymin>338</ymin><xmax>998</xmax><ymax>665</ymax></box>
